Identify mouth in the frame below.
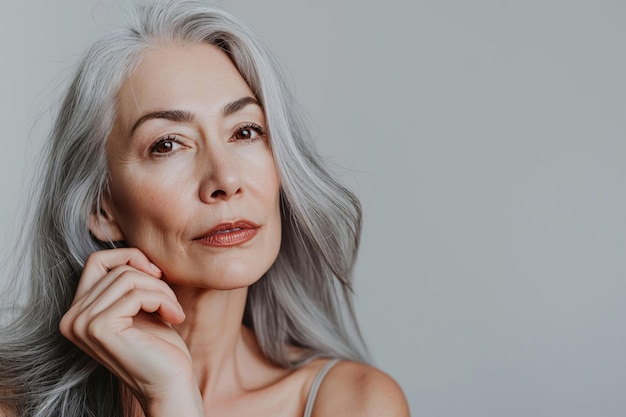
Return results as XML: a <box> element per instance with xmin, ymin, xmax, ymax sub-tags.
<box><xmin>194</xmin><ymin>220</ymin><xmax>260</xmax><ymax>247</ymax></box>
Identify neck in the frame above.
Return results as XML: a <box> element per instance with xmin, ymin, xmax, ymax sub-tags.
<box><xmin>171</xmin><ymin>285</ymin><xmax>262</xmax><ymax>400</ymax></box>
<box><xmin>173</xmin><ymin>285</ymin><xmax>248</xmax><ymax>358</ymax></box>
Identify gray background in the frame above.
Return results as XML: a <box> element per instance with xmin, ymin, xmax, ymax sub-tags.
<box><xmin>1</xmin><ymin>1</ymin><xmax>625</xmax><ymax>415</ymax></box>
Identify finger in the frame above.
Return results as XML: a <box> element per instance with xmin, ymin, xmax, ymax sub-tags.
<box><xmin>61</xmin><ymin>290</ymin><xmax>185</xmax><ymax>378</ymax></box>
<box><xmin>85</xmin><ymin>281</ymin><xmax>183</xmax><ymax>324</ymax></box>
<box><xmin>77</xmin><ymin>310</ymin><xmax>191</xmax><ymax>395</ymax></box>
<box><xmin>85</xmin><ymin>289</ymin><xmax>186</xmax><ymax>339</ymax></box>
<box><xmin>73</xmin><ymin>266</ymin><xmax>179</xmax><ymax>316</ymax></box>
<box><xmin>61</xmin><ymin>279</ymin><xmax>183</xmax><ymax>346</ymax></box>
<box><xmin>76</xmin><ymin>248</ymin><xmax>162</xmax><ymax>297</ymax></box>
<box><xmin>64</xmin><ymin>288</ymin><xmax>184</xmax><ymax>358</ymax></box>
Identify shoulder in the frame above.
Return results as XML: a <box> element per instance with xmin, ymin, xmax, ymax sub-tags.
<box><xmin>310</xmin><ymin>360</ymin><xmax>410</xmax><ymax>417</ymax></box>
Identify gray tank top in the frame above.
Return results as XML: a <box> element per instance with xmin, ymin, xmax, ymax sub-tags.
<box><xmin>303</xmin><ymin>359</ymin><xmax>340</xmax><ymax>417</ymax></box>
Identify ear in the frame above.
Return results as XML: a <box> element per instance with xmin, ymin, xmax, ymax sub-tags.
<box><xmin>89</xmin><ymin>197</ymin><xmax>125</xmax><ymax>242</ymax></box>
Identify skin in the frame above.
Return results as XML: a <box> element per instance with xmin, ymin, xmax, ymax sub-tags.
<box><xmin>57</xmin><ymin>43</ymin><xmax>410</xmax><ymax>417</ymax></box>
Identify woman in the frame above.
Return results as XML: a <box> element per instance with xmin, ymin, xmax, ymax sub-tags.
<box><xmin>0</xmin><ymin>1</ymin><xmax>409</xmax><ymax>416</ymax></box>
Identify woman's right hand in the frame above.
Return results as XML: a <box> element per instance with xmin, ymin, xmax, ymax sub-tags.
<box><xmin>59</xmin><ymin>248</ymin><xmax>204</xmax><ymax>416</ymax></box>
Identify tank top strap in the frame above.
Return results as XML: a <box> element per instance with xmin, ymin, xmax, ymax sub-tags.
<box><xmin>303</xmin><ymin>358</ymin><xmax>341</xmax><ymax>417</ymax></box>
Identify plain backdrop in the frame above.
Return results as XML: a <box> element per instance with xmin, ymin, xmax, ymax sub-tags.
<box><xmin>2</xmin><ymin>1</ymin><xmax>626</xmax><ymax>415</ymax></box>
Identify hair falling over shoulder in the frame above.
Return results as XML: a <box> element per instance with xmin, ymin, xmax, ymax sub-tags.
<box><xmin>0</xmin><ymin>1</ymin><xmax>367</xmax><ymax>415</ymax></box>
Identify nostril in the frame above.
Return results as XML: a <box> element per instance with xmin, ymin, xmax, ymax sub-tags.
<box><xmin>211</xmin><ymin>189</ymin><xmax>227</xmax><ymax>198</ymax></box>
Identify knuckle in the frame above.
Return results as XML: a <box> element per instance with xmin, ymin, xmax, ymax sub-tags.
<box><xmin>124</xmin><ymin>247</ymin><xmax>144</xmax><ymax>261</ymax></box>
<box><xmin>116</xmin><ymin>268</ymin><xmax>139</xmax><ymax>283</ymax></box>
<box><xmin>116</xmin><ymin>268</ymin><xmax>132</xmax><ymax>279</ymax></box>
<box><xmin>58</xmin><ymin>314</ymin><xmax>72</xmax><ymax>337</ymax></box>
<box><xmin>128</xmin><ymin>247</ymin><xmax>143</xmax><ymax>256</ymax></box>
<box><xmin>86</xmin><ymin>318</ymin><xmax>105</xmax><ymax>342</ymax></box>
<box><xmin>85</xmin><ymin>251</ymin><xmax>102</xmax><ymax>265</ymax></box>
<box><xmin>72</xmin><ymin>313</ymin><xmax>88</xmax><ymax>336</ymax></box>
<box><xmin>153</xmin><ymin>278</ymin><xmax>169</xmax><ymax>290</ymax></box>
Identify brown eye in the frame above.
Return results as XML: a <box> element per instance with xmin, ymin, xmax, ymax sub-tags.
<box><xmin>151</xmin><ymin>135</ymin><xmax>183</xmax><ymax>156</ymax></box>
<box><xmin>154</xmin><ymin>141</ymin><xmax>174</xmax><ymax>153</ymax></box>
<box><xmin>233</xmin><ymin>124</ymin><xmax>265</xmax><ymax>141</ymax></box>
<box><xmin>236</xmin><ymin>128</ymin><xmax>254</xmax><ymax>140</ymax></box>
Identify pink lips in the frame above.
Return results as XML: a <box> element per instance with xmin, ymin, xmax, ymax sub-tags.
<box><xmin>194</xmin><ymin>220</ymin><xmax>259</xmax><ymax>247</ymax></box>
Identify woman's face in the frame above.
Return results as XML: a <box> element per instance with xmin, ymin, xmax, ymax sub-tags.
<box><xmin>99</xmin><ymin>43</ymin><xmax>282</xmax><ymax>290</ymax></box>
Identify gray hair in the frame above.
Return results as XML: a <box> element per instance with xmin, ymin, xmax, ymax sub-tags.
<box><xmin>0</xmin><ymin>1</ymin><xmax>366</xmax><ymax>415</ymax></box>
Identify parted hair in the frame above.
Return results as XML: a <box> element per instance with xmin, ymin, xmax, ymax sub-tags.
<box><xmin>0</xmin><ymin>1</ymin><xmax>367</xmax><ymax>416</ymax></box>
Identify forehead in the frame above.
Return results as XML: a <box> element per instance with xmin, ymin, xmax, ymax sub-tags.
<box><xmin>115</xmin><ymin>43</ymin><xmax>254</xmax><ymax>129</ymax></box>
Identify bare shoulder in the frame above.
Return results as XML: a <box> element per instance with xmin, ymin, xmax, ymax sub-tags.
<box><xmin>311</xmin><ymin>361</ymin><xmax>410</xmax><ymax>417</ymax></box>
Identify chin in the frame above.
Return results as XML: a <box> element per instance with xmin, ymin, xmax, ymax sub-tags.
<box><xmin>163</xmin><ymin>252</ymin><xmax>278</xmax><ymax>291</ymax></box>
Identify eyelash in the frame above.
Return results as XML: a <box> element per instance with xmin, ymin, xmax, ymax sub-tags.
<box><xmin>149</xmin><ymin>123</ymin><xmax>267</xmax><ymax>157</ymax></box>
<box><xmin>232</xmin><ymin>123</ymin><xmax>266</xmax><ymax>142</ymax></box>
<box><xmin>150</xmin><ymin>135</ymin><xmax>184</xmax><ymax>157</ymax></box>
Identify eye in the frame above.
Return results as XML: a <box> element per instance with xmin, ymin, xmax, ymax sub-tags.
<box><xmin>233</xmin><ymin>123</ymin><xmax>266</xmax><ymax>142</ymax></box>
<box><xmin>151</xmin><ymin>135</ymin><xmax>184</xmax><ymax>156</ymax></box>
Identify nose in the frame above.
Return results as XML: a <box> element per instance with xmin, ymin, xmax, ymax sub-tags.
<box><xmin>198</xmin><ymin>144</ymin><xmax>243</xmax><ymax>203</ymax></box>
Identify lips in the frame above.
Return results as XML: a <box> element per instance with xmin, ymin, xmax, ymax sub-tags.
<box><xmin>194</xmin><ymin>220</ymin><xmax>260</xmax><ymax>247</ymax></box>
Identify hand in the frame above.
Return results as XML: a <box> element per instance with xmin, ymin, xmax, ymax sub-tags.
<box><xmin>59</xmin><ymin>248</ymin><xmax>203</xmax><ymax>416</ymax></box>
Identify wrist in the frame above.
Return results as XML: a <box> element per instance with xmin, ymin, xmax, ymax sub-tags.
<box><xmin>143</xmin><ymin>378</ymin><xmax>204</xmax><ymax>417</ymax></box>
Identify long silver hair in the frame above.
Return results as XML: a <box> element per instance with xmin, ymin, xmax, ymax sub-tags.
<box><xmin>0</xmin><ymin>1</ymin><xmax>366</xmax><ymax>415</ymax></box>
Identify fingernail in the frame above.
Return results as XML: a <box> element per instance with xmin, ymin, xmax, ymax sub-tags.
<box><xmin>150</xmin><ymin>262</ymin><xmax>161</xmax><ymax>273</ymax></box>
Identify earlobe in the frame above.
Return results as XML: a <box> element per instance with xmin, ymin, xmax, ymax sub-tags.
<box><xmin>88</xmin><ymin>201</ymin><xmax>125</xmax><ymax>242</ymax></box>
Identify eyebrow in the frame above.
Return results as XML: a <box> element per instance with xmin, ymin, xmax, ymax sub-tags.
<box><xmin>129</xmin><ymin>96</ymin><xmax>262</xmax><ymax>135</ymax></box>
<box><xmin>221</xmin><ymin>96</ymin><xmax>262</xmax><ymax>117</ymax></box>
<box><xmin>130</xmin><ymin>109</ymin><xmax>194</xmax><ymax>135</ymax></box>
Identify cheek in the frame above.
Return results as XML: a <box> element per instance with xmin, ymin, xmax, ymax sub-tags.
<box><xmin>239</xmin><ymin>146</ymin><xmax>281</xmax><ymax>201</ymax></box>
<box><xmin>268</xmin><ymin>180</ymin><xmax>283</xmax><ymax>258</ymax></box>
<box><xmin>108</xmin><ymin>174</ymin><xmax>186</xmax><ymax>243</ymax></box>
<box><xmin>257</xmin><ymin>165</ymin><xmax>281</xmax><ymax>218</ymax></box>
